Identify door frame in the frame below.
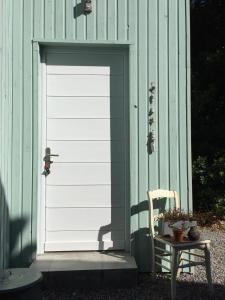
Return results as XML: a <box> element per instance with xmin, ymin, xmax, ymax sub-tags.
<box><xmin>36</xmin><ymin>44</ymin><xmax>131</xmax><ymax>254</ymax></box>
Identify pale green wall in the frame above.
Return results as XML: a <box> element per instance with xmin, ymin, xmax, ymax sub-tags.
<box><xmin>0</xmin><ymin>0</ymin><xmax>12</xmax><ymax>269</ymax></box>
<box><xmin>0</xmin><ymin>0</ymin><xmax>192</xmax><ymax>271</ymax></box>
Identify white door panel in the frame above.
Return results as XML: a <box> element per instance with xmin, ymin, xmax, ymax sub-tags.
<box><xmin>46</xmin><ymin>141</ymin><xmax>124</xmax><ymax>162</ymax></box>
<box><xmin>43</xmin><ymin>49</ymin><xmax>127</xmax><ymax>251</ymax></box>
<box><xmin>46</xmin><ymin>230</ymin><xmax>124</xmax><ymax>242</ymax></box>
<box><xmin>46</xmin><ymin>163</ymin><xmax>124</xmax><ymax>186</ymax></box>
<box><xmin>46</xmin><ymin>185</ymin><xmax>124</xmax><ymax>208</ymax></box>
<box><xmin>47</xmin><ymin>74</ymin><xmax>110</xmax><ymax>97</ymax></box>
<box><xmin>48</xmin><ymin>65</ymin><xmax>111</xmax><ymax>75</ymax></box>
<box><xmin>47</xmin><ymin>119</ymin><xmax>110</xmax><ymax>140</ymax></box>
<box><xmin>46</xmin><ymin>52</ymin><xmax>124</xmax><ymax>75</ymax></box>
<box><xmin>47</xmin><ymin>119</ymin><xmax>124</xmax><ymax>141</ymax></box>
<box><xmin>47</xmin><ymin>97</ymin><xmax>123</xmax><ymax>119</ymax></box>
<box><xmin>47</xmin><ymin>74</ymin><xmax>123</xmax><ymax>97</ymax></box>
<box><xmin>46</xmin><ymin>207</ymin><xmax>124</xmax><ymax>231</ymax></box>
<box><xmin>44</xmin><ymin>241</ymin><xmax>125</xmax><ymax>252</ymax></box>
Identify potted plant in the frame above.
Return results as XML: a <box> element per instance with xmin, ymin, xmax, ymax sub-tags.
<box><xmin>169</xmin><ymin>221</ymin><xmax>190</xmax><ymax>242</ymax></box>
<box><xmin>159</xmin><ymin>208</ymin><xmax>197</xmax><ymax>239</ymax></box>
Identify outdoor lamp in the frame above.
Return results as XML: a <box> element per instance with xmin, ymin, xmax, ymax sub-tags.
<box><xmin>84</xmin><ymin>0</ymin><xmax>92</xmax><ymax>14</ymax></box>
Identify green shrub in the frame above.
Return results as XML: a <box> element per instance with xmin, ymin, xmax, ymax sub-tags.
<box><xmin>191</xmin><ymin>1</ymin><xmax>225</xmax><ymax>220</ymax></box>
<box><xmin>192</xmin><ymin>151</ymin><xmax>225</xmax><ymax>218</ymax></box>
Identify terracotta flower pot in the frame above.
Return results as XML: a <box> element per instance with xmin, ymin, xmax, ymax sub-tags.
<box><xmin>173</xmin><ymin>229</ymin><xmax>185</xmax><ymax>242</ymax></box>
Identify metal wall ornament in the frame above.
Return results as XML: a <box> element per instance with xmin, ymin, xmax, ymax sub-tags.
<box><xmin>84</xmin><ymin>0</ymin><xmax>92</xmax><ymax>14</ymax></box>
<box><xmin>147</xmin><ymin>83</ymin><xmax>156</xmax><ymax>154</ymax></box>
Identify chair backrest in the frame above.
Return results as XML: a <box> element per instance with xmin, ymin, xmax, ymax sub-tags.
<box><xmin>147</xmin><ymin>189</ymin><xmax>179</xmax><ymax>237</ymax></box>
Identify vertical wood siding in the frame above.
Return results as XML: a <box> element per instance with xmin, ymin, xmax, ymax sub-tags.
<box><xmin>0</xmin><ymin>0</ymin><xmax>12</xmax><ymax>269</ymax></box>
<box><xmin>0</xmin><ymin>0</ymin><xmax>191</xmax><ymax>271</ymax></box>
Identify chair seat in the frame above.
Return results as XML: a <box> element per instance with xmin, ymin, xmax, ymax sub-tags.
<box><xmin>155</xmin><ymin>235</ymin><xmax>210</xmax><ymax>249</ymax></box>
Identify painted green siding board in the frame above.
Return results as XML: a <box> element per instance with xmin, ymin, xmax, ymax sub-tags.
<box><xmin>0</xmin><ymin>0</ymin><xmax>4</xmax><ymax>197</ymax></box>
<box><xmin>178</xmin><ymin>0</ymin><xmax>188</xmax><ymax>211</ymax></box>
<box><xmin>137</xmin><ymin>0</ymin><xmax>150</xmax><ymax>272</ymax></box>
<box><xmin>3</xmin><ymin>0</ymin><xmax>7</xmax><ymax>210</ymax></box>
<box><xmin>44</xmin><ymin>0</ymin><xmax>55</xmax><ymax>39</ymax></box>
<box><xmin>11</xmin><ymin>0</ymin><xmax>24</xmax><ymax>265</ymax></box>
<box><xmin>186</xmin><ymin>0</ymin><xmax>193</xmax><ymax>211</ymax></box>
<box><xmin>33</xmin><ymin>0</ymin><xmax>44</xmax><ymax>38</ymax></box>
<box><xmin>107</xmin><ymin>0</ymin><xmax>117</xmax><ymax>40</ymax></box>
<box><xmin>86</xmin><ymin>0</ymin><xmax>96</xmax><ymax>40</ymax></box>
<box><xmin>0</xmin><ymin>0</ymin><xmax>192</xmax><ymax>271</ymax></box>
<box><xmin>158</xmin><ymin>0</ymin><xmax>169</xmax><ymax>190</ymax></box>
<box><xmin>96</xmin><ymin>0</ymin><xmax>107</xmax><ymax>40</ymax></box>
<box><xmin>65</xmin><ymin>0</ymin><xmax>75</xmax><ymax>39</ymax></box>
<box><xmin>22</xmin><ymin>0</ymin><xmax>34</xmax><ymax>266</ymax></box>
<box><xmin>148</xmin><ymin>0</ymin><xmax>159</xmax><ymax>191</ymax></box>
<box><xmin>0</xmin><ymin>0</ymin><xmax>4</xmax><ymax>270</ymax></box>
<box><xmin>7</xmin><ymin>0</ymin><xmax>13</xmax><ymax>212</ymax></box>
<box><xmin>4</xmin><ymin>0</ymin><xmax>12</xmax><ymax>215</ymax></box>
<box><xmin>117</xmin><ymin>0</ymin><xmax>127</xmax><ymax>41</ymax></box>
<box><xmin>168</xmin><ymin>0</ymin><xmax>179</xmax><ymax>191</ymax></box>
<box><xmin>0</xmin><ymin>0</ymin><xmax>12</xmax><ymax>269</ymax></box>
<box><xmin>31</xmin><ymin>41</ymin><xmax>40</xmax><ymax>259</ymax></box>
<box><xmin>55</xmin><ymin>0</ymin><xmax>66</xmax><ymax>39</ymax></box>
<box><xmin>128</xmin><ymin>0</ymin><xmax>139</xmax><ymax>263</ymax></box>
<box><xmin>75</xmin><ymin>0</ymin><xmax>86</xmax><ymax>40</ymax></box>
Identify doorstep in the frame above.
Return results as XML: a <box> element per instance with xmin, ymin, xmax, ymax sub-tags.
<box><xmin>30</xmin><ymin>251</ymin><xmax>138</xmax><ymax>289</ymax></box>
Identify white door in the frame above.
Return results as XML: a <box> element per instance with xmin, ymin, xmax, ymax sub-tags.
<box><xmin>42</xmin><ymin>48</ymin><xmax>128</xmax><ymax>252</ymax></box>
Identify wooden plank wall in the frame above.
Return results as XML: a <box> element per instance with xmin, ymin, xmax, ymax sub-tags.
<box><xmin>0</xmin><ymin>0</ymin><xmax>12</xmax><ymax>269</ymax></box>
<box><xmin>0</xmin><ymin>0</ymin><xmax>192</xmax><ymax>271</ymax></box>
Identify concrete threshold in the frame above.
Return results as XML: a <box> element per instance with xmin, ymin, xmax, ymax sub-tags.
<box><xmin>30</xmin><ymin>251</ymin><xmax>138</xmax><ymax>289</ymax></box>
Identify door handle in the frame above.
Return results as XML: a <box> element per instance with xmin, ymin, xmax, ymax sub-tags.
<box><xmin>43</xmin><ymin>147</ymin><xmax>59</xmax><ymax>163</ymax></box>
<box><xmin>44</xmin><ymin>153</ymin><xmax>59</xmax><ymax>162</ymax></box>
<box><xmin>43</xmin><ymin>147</ymin><xmax>59</xmax><ymax>176</ymax></box>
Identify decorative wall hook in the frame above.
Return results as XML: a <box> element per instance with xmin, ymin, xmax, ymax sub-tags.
<box><xmin>149</xmin><ymin>85</ymin><xmax>155</xmax><ymax>94</ymax></box>
<box><xmin>147</xmin><ymin>82</ymin><xmax>156</xmax><ymax>154</ymax></box>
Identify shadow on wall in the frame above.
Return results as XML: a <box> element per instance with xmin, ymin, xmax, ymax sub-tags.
<box><xmin>96</xmin><ymin>199</ymin><xmax>154</xmax><ymax>271</ymax></box>
<box><xmin>0</xmin><ymin>176</ymin><xmax>36</xmax><ymax>268</ymax></box>
<box><xmin>130</xmin><ymin>200</ymin><xmax>153</xmax><ymax>272</ymax></box>
<box><xmin>10</xmin><ymin>217</ymin><xmax>36</xmax><ymax>267</ymax></box>
<box><xmin>0</xmin><ymin>176</ymin><xmax>9</xmax><ymax>269</ymax></box>
<box><xmin>130</xmin><ymin>197</ymin><xmax>172</xmax><ymax>272</ymax></box>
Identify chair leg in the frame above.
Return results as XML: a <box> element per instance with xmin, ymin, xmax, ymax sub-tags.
<box><xmin>171</xmin><ymin>249</ymin><xmax>178</xmax><ymax>300</ymax></box>
<box><xmin>176</xmin><ymin>251</ymin><xmax>182</xmax><ymax>278</ymax></box>
<box><xmin>151</xmin><ymin>240</ymin><xmax>156</xmax><ymax>276</ymax></box>
<box><xmin>204</xmin><ymin>244</ymin><xmax>214</xmax><ymax>293</ymax></box>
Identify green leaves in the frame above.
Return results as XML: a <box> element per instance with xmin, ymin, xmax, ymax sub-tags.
<box><xmin>191</xmin><ymin>1</ymin><xmax>225</xmax><ymax>216</ymax></box>
<box><xmin>192</xmin><ymin>152</ymin><xmax>225</xmax><ymax>212</ymax></box>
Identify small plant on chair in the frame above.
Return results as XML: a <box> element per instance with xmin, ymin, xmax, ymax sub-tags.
<box><xmin>163</xmin><ymin>208</ymin><xmax>195</xmax><ymax>222</ymax></box>
<box><xmin>169</xmin><ymin>221</ymin><xmax>190</xmax><ymax>242</ymax></box>
<box><xmin>160</xmin><ymin>208</ymin><xmax>197</xmax><ymax>240</ymax></box>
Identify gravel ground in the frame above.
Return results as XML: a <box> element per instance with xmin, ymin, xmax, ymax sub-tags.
<box><xmin>41</xmin><ymin>227</ymin><xmax>225</xmax><ymax>300</ymax></box>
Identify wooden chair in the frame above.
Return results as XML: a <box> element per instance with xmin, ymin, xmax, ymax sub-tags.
<box><xmin>147</xmin><ymin>189</ymin><xmax>213</xmax><ymax>300</ymax></box>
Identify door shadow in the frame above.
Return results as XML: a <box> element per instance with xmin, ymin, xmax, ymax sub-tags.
<box><xmin>96</xmin><ymin>48</ymin><xmax>129</xmax><ymax>252</ymax></box>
